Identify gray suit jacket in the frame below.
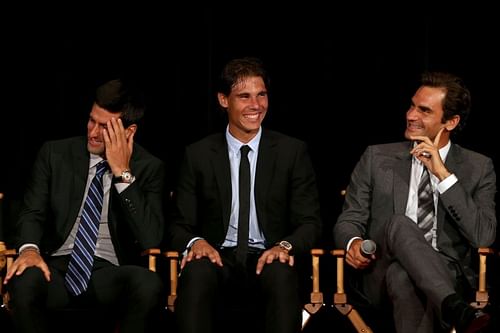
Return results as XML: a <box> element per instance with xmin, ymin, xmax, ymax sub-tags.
<box><xmin>334</xmin><ymin>141</ymin><xmax>496</xmax><ymax>301</ymax></box>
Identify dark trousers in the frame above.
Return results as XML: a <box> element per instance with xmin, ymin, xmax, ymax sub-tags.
<box><xmin>175</xmin><ymin>248</ymin><xmax>302</xmax><ymax>333</ymax></box>
<box><xmin>7</xmin><ymin>255</ymin><xmax>164</xmax><ymax>333</ymax></box>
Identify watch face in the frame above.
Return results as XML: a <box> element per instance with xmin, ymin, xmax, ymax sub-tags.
<box><xmin>280</xmin><ymin>241</ymin><xmax>292</xmax><ymax>251</ymax></box>
<box><xmin>121</xmin><ymin>171</ymin><xmax>132</xmax><ymax>182</ymax></box>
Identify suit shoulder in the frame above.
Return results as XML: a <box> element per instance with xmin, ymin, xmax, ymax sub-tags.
<box><xmin>39</xmin><ymin>136</ymin><xmax>86</xmax><ymax>153</ymax></box>
<box><xmin>133</xmin><ymin>143</ymin><xmax>164</xmax><ymax>166</ymax></box>
<box><xmin>453</xmin><ymin>144</ymin><xmax>493</xmax><ymax>162</ymax></box>
<box><xmin>363</xmin><ymin>141</ymin><xmax>409</xmax><ymax>156</ymax></box>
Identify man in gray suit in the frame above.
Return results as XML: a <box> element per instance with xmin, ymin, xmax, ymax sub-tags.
<box><xmin>334</xmin><ymin>72</ymin><xmax>496</xmax><ymax>333</ymax></box>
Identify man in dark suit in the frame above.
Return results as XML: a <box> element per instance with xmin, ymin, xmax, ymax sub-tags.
<box><xmin>169</xmin><ymin>57</ymin><xmax>322</xmax><ymax>333</ymax></box>
<box><xmin>334</xmin><ymin>72</ymin><xmax>496</xmax><ymax>333</ymax></box>
<box><xmin>4</xmin><ymin>79</ymin><xmax>166</xmax><ymax>333</ymax></box>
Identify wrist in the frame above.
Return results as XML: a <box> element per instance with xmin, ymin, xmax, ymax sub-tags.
<box><xmin>113</xmin><ymin>169</ymin><xmax>135</xmax><ymax>183</ymax></box>
<box><xmin>275</xmin><ymin>240</ymin><xmax>293</xmax><ymax>254</ymax></box>
<box><xmin>20</xmin><ymin>246</ymin><xmax>40</xmax><ymax>255</ymax></box>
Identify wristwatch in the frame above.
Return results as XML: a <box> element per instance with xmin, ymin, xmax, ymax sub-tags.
<box><xmin>114</xmin><ymin>169</ymin><xmax>135</xmax><ymax>183</ymax></box>
<box><xmin>276</xmin><ymin>240</ymin><xmax>293</xmax><ymax>254</ymax></box>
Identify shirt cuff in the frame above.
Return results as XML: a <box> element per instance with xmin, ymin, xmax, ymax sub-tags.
<box><xmin>437</xmin><ymin>173</ymin><xmax>458</xmax><ymax>194</ymax></box>
<box><xmin>346</xmin><ymin>237</ymin><xmax>362</xmax><ymax>251</ymax></box>
<box><xmin>19</xmin><ymin>243</ymin><xmax>40</xmax><ymax>254</ymax></box>
<box><xmin>114</xmin><ymin>180</ymin><xmax>134</xmax><ymax>194</ymax></box>
<box><xmin>183</xmin><ymin>237</ymin><xmax>204</xmax><ymax>256</ymax></box>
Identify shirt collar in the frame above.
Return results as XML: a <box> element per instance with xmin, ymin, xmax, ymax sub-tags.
<box><xmin>225</xmin><ymin>126</ymin><xmax>262</xmax><ymax>155</ymax></box>
<box><xmin>89</xmin><ymin>154</ymin><xmax>105</xmax><ymax>169</ymax></box>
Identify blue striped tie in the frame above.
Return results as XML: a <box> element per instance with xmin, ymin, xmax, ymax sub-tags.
<box><xmin>65</xmin><ymin>160</ymin><xmax>108</xmax><ymax>296</ymax></box>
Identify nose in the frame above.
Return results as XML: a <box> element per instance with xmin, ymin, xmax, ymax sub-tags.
<box><xmin>406</xmin><ymin>106</ymin><xmax>419</xmax><ymax>120</ymax></box>
<box><xmin>88</xmin><ymin>123</ymin><xmax>102</xmax><ymax>137</ymax></box>
<box><xmin>249</xmin><ymin>97</ymin><xmax>260</xmax><ymax>109</ymax></box>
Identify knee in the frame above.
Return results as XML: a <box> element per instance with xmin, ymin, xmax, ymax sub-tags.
<box><xmin>8</xmin><ymin>267</ymin><xmax>47</xmax><ymax>306</ymax></box>
<box><xmin>386</xmin><ymin>262</ymin><xmax>415</xmax><ymax>300</ymax></box>
<box><xmin>385</xmin><ymin>214</ymin><xmax>417</xmax><ymax>249</ymax></box>
<box><xmin>132</xmin><ymin>270</ymin><xmax>164</xmax><ymax>307</ymax></box>
<box><xmin>179</xmin><ymin>258</ymin><xmax>218</xmax><ymax>295</ymax></box>
<box><xmin>260</xmin><ymin>262</ymin><xmax>298</xmax><ymax>294</ymax></box>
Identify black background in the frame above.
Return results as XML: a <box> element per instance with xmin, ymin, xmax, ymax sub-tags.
<box><xmin>3</xmin><ymin>6</ymin><xmax>498</xmax><ymax>245</ymax></box>
<box><xmin>1</xmin><ymin>5</ymin><xmax>499</xmax><ymax>331</ymax></box>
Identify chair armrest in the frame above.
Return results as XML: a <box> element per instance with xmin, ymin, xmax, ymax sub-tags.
<box><xmin>141</xmin><ymin>248</ymin><xmax>161</xmax><ymax>272</ymax></box>
<box><xmin>164</xmin><ymin>251</ymin><xmax>179</xmax><ymax>312</ymax></box>
<box><xmin>330</xmin><ymin>249</ymin><xmax>373</xmax><ymax>333</ymax></box>
<box><xmin>474</xmin><ymin>247</ymin><xmax>495</xmax><ymax>308</ymax></box>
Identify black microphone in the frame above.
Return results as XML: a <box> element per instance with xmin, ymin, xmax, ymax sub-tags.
<box><xmin>360</xmin><ymin>239</ymin><xmax>377</xmax><ymax>258</ymax></box>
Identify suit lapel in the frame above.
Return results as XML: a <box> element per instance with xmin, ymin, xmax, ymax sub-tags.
<box><xmin>254</xmin><ymin>131</ymin><xmax>276</xmax><ymax>223</ymax></box>
<box><xmin>68</xmin><ymin>139</ymin><xmax>90</xmax><ymax>227</ymax></box>
<box><xmin>393</xmin><ymin>144</ymin><xmax>412</xmax><ymax>215</ymax></box>
<box><xmin>211</xmin><ymin>136</ymin><xmax>232</xmax><ymax>231</ymax></box>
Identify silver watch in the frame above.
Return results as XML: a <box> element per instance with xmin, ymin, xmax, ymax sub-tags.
<box><xmin>115</xmin><ymin>169</ymin><xmax>134</xmax><ymax>183</ymax></box>
<box><xmin>277</xmin><ymin>240</ymin><xmax>293</xmax><ymax>253</ymax></box>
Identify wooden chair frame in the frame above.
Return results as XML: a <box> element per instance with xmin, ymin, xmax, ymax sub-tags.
<box><xmin>300</xmin><ymin>247</ymin><xmax>495</xmax><ymax>333</ymax></box>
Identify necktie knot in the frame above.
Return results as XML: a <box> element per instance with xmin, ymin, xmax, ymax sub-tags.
<box><xmin>240</xmin><ymin>145</ymin><xmax>250</xmax><ymax>157</ymax></box>
<box><xmin>96</xmin><ymin>160</ymin><xmax>109</xmax><ymax>177</ymax></box>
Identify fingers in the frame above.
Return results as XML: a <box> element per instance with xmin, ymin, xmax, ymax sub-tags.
<box><xmin>4</xmin><ymin>254</ymin><xmax>51</xmax><ymax>284</ymax></box>
<box><xmin>105</xmin><ymin>118</ymin><xmax>126</xmax><ymax>149</ymax></box>
<box><xmin>433</xmin><ymin>127</ymin><xmax>445</xmax><ymax>146</ymax></box>
<box><xmin>104</xmin><ymin>118</ymin><xmax>132</xmax><ymax>173</ymax></box>
<box><xmin>346</xmin><ymin>243</ymin><xmax>372</xmax><ymax>269</ymax></box>
<box><xmin>185</xmin><ymin>243</ymin><xmax>223</xmax><ymax>267</ymax></box>
<box><xmin>40</xmin><ymin>262</ymin><xmax>52</xmax><ymax>282</ymax></box>
<box><xmin>256</xmin><ymin>250</ymin><xmax>293</xmax><ymax>275</ymax></box>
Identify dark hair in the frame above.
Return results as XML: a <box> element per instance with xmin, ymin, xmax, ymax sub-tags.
<box><xmin>217</xmin><ymin>57</ymin><xmax>270</xmax><ymax>96</ymax></box>
<box><xmin>95</xmin><ymin>79</ymin><xmax>145</xmax><ymax>127</ymax></box>
<box><xmin>420</xmin><ymin>72</ymin><xmax>470</xmax><ymax>133</ymax></box>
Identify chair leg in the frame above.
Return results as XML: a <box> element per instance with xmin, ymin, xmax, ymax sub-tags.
<box><xmin>331</xmin><ymin>249</ymin><xmax>373</xmax><ymax>333</ymax></box>
<box><xmin>302</xmin><ymin>249</ymin><xmax>324</xmax><ymax>330</ymax></box>
<box><xmin>164</xmin><ymin>251</ymin><xmax>179</xmax><ymax>312</ymax></box>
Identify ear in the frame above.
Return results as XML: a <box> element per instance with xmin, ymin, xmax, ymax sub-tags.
<box><xmin>217</xmin><ymin>93</ymin><xmax>228</xmax><ymax>108</ymax></box>
<box><xmin>444</xmin><ymin>115</ymin><xmax>460</xmax><ymax>131</ymax></box>
<box><xmin>125</xmin><ymin>124</ymin><xmax>138</xmax><ymax>138</ymax></box>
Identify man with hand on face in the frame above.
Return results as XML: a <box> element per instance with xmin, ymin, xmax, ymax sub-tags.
<box><xmin>334</xmin><ymin>72</ymin><xmax>496</xmax><ymax>333</ymax></box>
<box><xmin>4</xmin><ymin>79</ymin><xmax>166</xmax><ymax>333</ymax></box>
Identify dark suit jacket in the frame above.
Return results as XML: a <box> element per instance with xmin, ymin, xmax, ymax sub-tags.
<box><xmin>14</xmin><ymin>136</ymin><xmax>166</xmax><ymax>265</ymax></box>
<box><xmin>169</xmin><ymin>129</ymin><xmax>322</xmax><ymax>255</ymax></box>
<box><xmin>334</xmin><ymin>141</ymin><xmax>497</xmax><ymax>301</ymax></box>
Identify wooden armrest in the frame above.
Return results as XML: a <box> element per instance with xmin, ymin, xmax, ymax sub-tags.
<box><xmin>473</xmin><ymin>247</ymin><xmax>495</xmax><ymax>308</ymax></box>
<box><xmin>331</xmin><ymin>249</ymin><xmax>346</xmax><ymax>303</ymax></box>
<box><xmin>0</xmin><ymin>246</ymin><xmax>16</xmax><ymax>310</ymax></box>
<box><xmin>141</xmin><ymin>248</ymin><xmax>161</xmax><ymax>272</ymax></box>
<box><xmin>164</xmin><ymin>251</ymin><xmax>179</xmax><ymax>312</ymax></box>
<box><xmin>303</xmin><ymin>249</ymin><xmax>324</xmax><ymax>311</ymax></box>
<box><xmin>302</xmin><ymin>249</ymin><xmax>324</xmax><ymax>329</ymax></box>
<box><xmin>330</xmin><ymin>249</ymin><xmax>373</xmax><ymax>333</ymax></box>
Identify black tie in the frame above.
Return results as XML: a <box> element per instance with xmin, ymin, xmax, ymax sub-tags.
<box><xmin>236</xmin><ymin>145</ymin><xmax>251</xmax><ymax>265</ymax></box>
<box><xmin>417</xmin><ymin>167</ymin><xmax>434</xmax><ymax>243</ymax></box>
